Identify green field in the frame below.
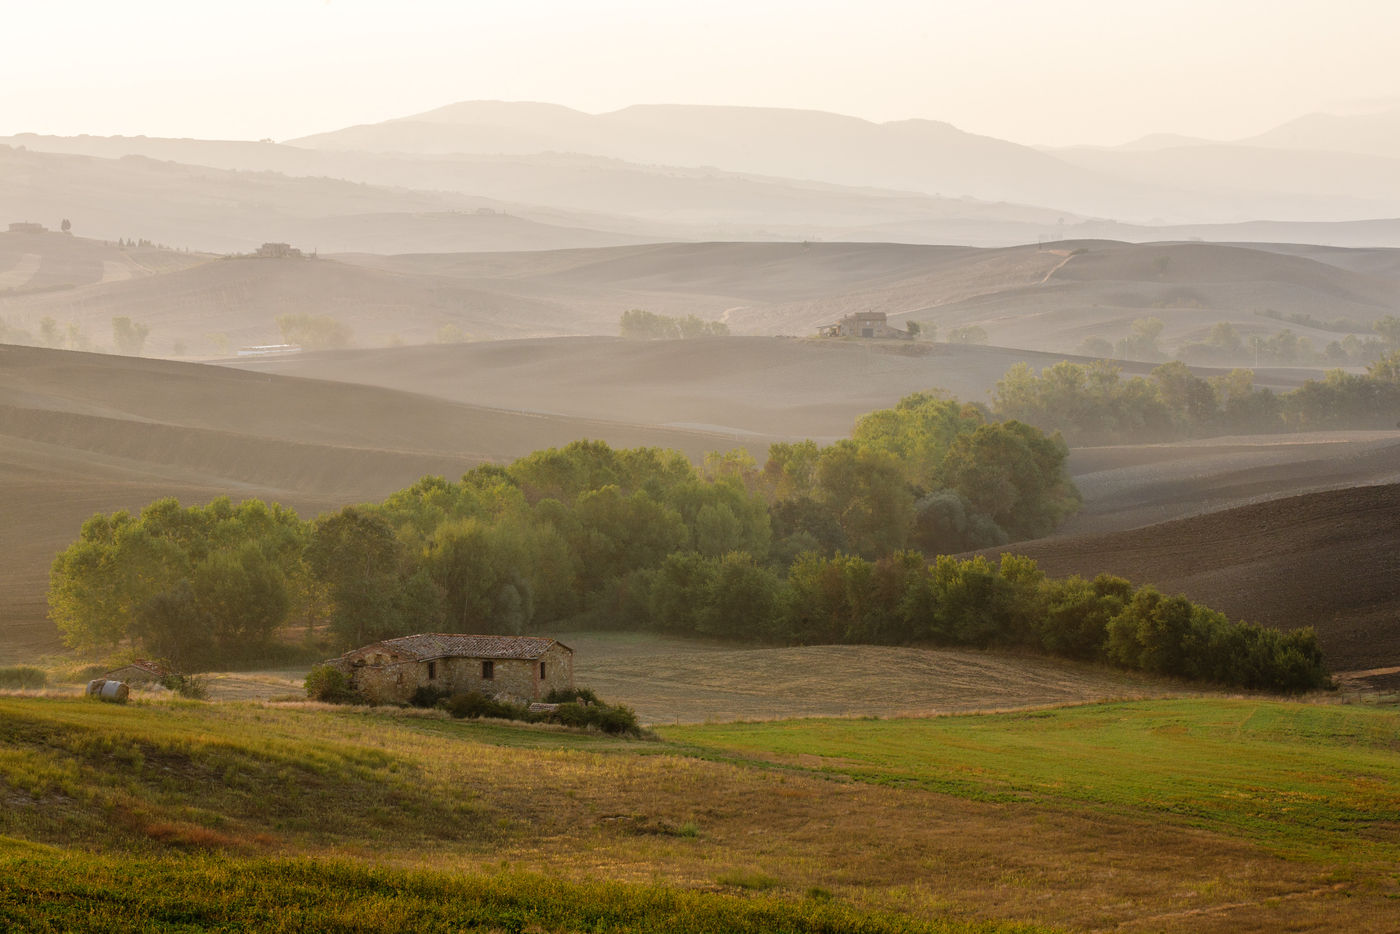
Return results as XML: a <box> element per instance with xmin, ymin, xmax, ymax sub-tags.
<box><xmin>1</xmin><ymin>695</ymin><xmax>1397</xmax><ymax>932</ymax></box>
<box><xmin>668</xmin><ymin>700</ymin><xmax>1400</xmax><ymax>862</ymax></box>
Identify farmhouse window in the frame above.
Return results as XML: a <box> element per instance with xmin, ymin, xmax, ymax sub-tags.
<box><xmin>482</xmin><ymin>660</ymin><xmax>494</xmax><ymax>679</ymax></box>
<box><xmin>427</xmin><ymin>661</ymin><xmax>437</xmax><ymax>680</ymax></box>
<box><xmin>539</xmin><ymin>662</ymin><xmax>546</xmax><ymax>679</ymax></box>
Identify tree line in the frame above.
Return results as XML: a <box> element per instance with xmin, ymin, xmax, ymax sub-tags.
<box><xmin>1078</xmin><ymin>314</ymin><xmax>1400</xmax><ymax>368</ymax></box>
<box><xmin>51</xmin><ymin>394</ymin><xmax>1075</xmax><ymax>665</ymax></box>
<box><xmin>619</xmin><ymin>309</ymin><xmax>729</xmax><ymax>339</ymax></box>
<box><xmin>992</xmin><ymin>351</ymin><xmax>1400</xmax><ymax>445</ymax></box>
<box><xmin>49</xmin><ymin>390</ymin><xmax>1326</xmax><ymax>691</ymax></box>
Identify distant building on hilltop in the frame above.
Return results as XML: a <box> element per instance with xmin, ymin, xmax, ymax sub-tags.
<box><xmin>254</xmin><ymin>242</ymin><xmax>303</xmax><ymax>259</ymax></box>
<box><xmin>7</xmin><ymin>222</ymin><xmax>46</xmax><ymax>234</ymax></box>
<box><xmin>327</xmin><ymin>633</ymin><xmax>574</xmax><ymax>705</ymax></box>
<box><xmin>818</xmin><ymin>311</ymin><xmax>913</xmax><ymax>339</ymax></box>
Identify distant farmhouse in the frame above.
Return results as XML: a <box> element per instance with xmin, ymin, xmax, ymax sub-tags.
<box><xmin>328</xmin><ymin>633</ymin><xmax>574</xmax><ymax>705</ymax></box>
<box><xmin>818</xmin><ymin>311</ymin><xmax>913</xmax><ymax>339</ymax></box>
<box><xmin>254</xmin><ymin>242</ymin><xmax>303</xmax><ymax>259</ymax></box>
<box><xmin>7</xmin><ymin>222</ymin><xmax>46</xmax><ymax>234</ymax></box>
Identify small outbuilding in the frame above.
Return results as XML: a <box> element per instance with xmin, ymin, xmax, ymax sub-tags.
<box><xmin>100</xmin><ymin>660</ymin><xmax>169</xmax><ymax>685</ymax></box>
<box><xmin>327</xmin><ymin>633</ymin><xmax>574</xmax><ymax>705</ymax></box>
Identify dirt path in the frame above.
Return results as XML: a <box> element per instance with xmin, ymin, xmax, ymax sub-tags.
<box><xmin>1036</xmin><ymin>248</ymin><xmax>1076</xmax><ymax>284</ymax></box>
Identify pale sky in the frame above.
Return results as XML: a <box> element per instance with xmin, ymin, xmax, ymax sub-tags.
<box><xmin>4</xmin><ymin>0</ymin><xmax>1399</xmax><ymax>147</ymax></box>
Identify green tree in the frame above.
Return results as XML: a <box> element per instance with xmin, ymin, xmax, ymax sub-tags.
<box><xmin>1150</xmin><ymin>361</ymin><xmax>1218</xmax><ymax>429</ymax></box>
<box><xmin>190</xmin><ymin>544</ymin><xmax>289</xmax><ymax>661</ymax></box>
<box><xmin>306</xmin><ymin>507</ymin><xmax>406</xmax><ymax>647</ymax></box>
<box><xmin>276</xmin><ymin>313</ymin><xmax>353</xmax><ymax>350</ymax></box>
<box><xmin>939</xmin><ymin>421</ymin><xmax>1079</xmax><ymax>540</ymax></box>
<box><xmin>815</xmin><ymin>443</ymin><xmax>913</xmax><ymax>557</ymax></box>
<box><xmin>699</xmin><ymin>552</ymin><xmax>783</xmax><ymax>639</ymax></box>
<box><xmin>619</xmin><ymin>309</ymin><xmax>679</xmax><ymax>339</ymax></box>
<box><xmin>38</xmin><ymin>317</ymin><xmax>61</xmax><ymax>348</ymax></box>
<box><xmin>111</xmin><ymin>316</ymin><xmax>151</xmax><ymax>356</ymax></box>
<box><xmin>49</xmin><ymin>512</ymin><xmax>190</xmax><ymax>652</ymax></box>
<box><xmin>131</xmin><ymin>582</ymin><xmax>208</xmax><ymax>670</ymax></box>
<box><xmin>1115</xmin><ymin>317</ymin><xmax>1165</xmax><ymax>361</ymax></box>
<box><xmin>948</xmin><ymin>325</ymin><xmax>988</xmax><ymax>345</ymax></box>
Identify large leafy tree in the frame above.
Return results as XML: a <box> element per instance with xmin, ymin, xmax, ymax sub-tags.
<box><xmin>940</xmin><ymin>420</ymin><xmax>1079</xmax><ymax>540</ymax></box>
<box><xmin>306</xmin><ymin>507</ymin><xmax>407</xmax><ymax>647</ymax></box>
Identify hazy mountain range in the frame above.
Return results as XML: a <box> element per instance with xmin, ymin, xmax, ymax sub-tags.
<box><xmin>4</xmin><ymin>102</ymin><xmax>1400</xmax><ymax>254</ymax></box>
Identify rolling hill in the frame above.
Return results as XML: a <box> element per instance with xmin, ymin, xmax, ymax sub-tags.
<box><xmin>336</xmin><ymin>239</ymin><xmax>1400</xmax><ymax>353</ymax></box>
<box><xmin>9</xmin><ymin>235</ymin><xmax>1397</xmax><ymax>360</ymax></box>
<box><xmin>224</xmin><ymin>337</ymin><xmax>1327</xmax><ymax>442</ymax></box>
<box><xmin>0</xmin><ymin>144</ymin><xmax>653</xmax><ymax>255</ymax></box>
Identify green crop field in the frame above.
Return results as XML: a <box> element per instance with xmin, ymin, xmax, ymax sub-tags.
<box><xmin>1</xmin><ymin>695</ymin><xmax>1397</xmax><ymax>932</ymax></box>
<box><xmin>667</xmin><ymin>699</ymin><xmax>1400</xmax><ymax>862</ymax></box>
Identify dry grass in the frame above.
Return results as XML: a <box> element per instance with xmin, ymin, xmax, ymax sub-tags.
<box><xmin>564</xmin><ymin>632</ymin><xmax>1196</xmax><ymax>724</ymax></box>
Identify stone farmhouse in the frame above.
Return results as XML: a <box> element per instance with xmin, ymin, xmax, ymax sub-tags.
<box><xmin>818</xmin><ymin>310</ymin><xmax>913</xmax><ymax>339</ymax></box>
<box><xmin>328</xmin><ymin>633</ymin><xmax>574</xmax><ymax>705</ymax></box>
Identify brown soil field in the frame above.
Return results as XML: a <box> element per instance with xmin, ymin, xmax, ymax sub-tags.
<box><xmin>998</xmin><ymin>483</ymin><xmax>1400</xmax><ymax>675</ymax></box>
<box><xmin>1064</xmin><ymin>430</ymin><xmax>1400</xmax><ymax>534</ymax></box>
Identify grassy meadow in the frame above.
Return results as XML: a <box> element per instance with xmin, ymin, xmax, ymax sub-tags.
<box><xmin>2</xmin><ymin>693</ymin><xmax>1398</xmax><ymax>931</ymax></box>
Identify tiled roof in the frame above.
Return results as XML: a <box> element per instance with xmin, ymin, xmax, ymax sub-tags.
<box><xmin>352</xmin><ymin>634</ymin><xmax>570</xmax><ymax>661</ymax></box>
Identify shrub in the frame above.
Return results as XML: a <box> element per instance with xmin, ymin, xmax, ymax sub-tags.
<box><xmin>545</xmin><ymin>686</ymin><xmax>601</xmax><ymax>705</ymax></box>
<box><xmin>304</xmin><ymin>664</ymin><xmax>356</xmax><ymax>703</ymax></box>
<box><xmin>160</xmin><ymin>673</ymin><xmax>210</xmax><ymax>700</ymax></box>
<box><xmin>0</xmin><ymin>666</ymin><xmax>48</xmax><ymax>689</ymax></box>
<box><xmin>409</xmin><ymin>685</ymin><xmax>449</xmax><ymax>708</ymax></box>
<box><xmin>441</xmin><ymin>692</ymin><xmax>528</xmax><ymax>721</ymax></box>
<box><xmin>549</xmin><ymin>700</ymin><xmax>641</xmax><ymax>736</ymax></box>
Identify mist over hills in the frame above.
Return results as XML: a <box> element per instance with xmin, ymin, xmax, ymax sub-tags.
<box><xmin>1240</xmin><ymin>106</ymin><xmax>1400</xmax><ymax>159</ymax></box>
<box><xmin>8</xmin><ymin>102</ymin><xmax>1400</xmax><ymax>254</ymax></box>
<box><xmin>5</xmin><ymin>233</ymin><xmax>1398</xmax><ymax>357</ymax></box>
<box><xmin>289</xmin><ymin>100</ymin><xmax>1400</xmax><ymax>227</ymax></box>
<box><xmin>0</xmin><ymin>136</ymin><xmax>1076</xmax><ymax>253</ymax></box>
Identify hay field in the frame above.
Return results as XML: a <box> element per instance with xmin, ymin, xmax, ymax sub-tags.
<box><xmin>563</xmin><ymin>632</ymin><xmax>1195</xmax><ymax>724</ymax></box>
